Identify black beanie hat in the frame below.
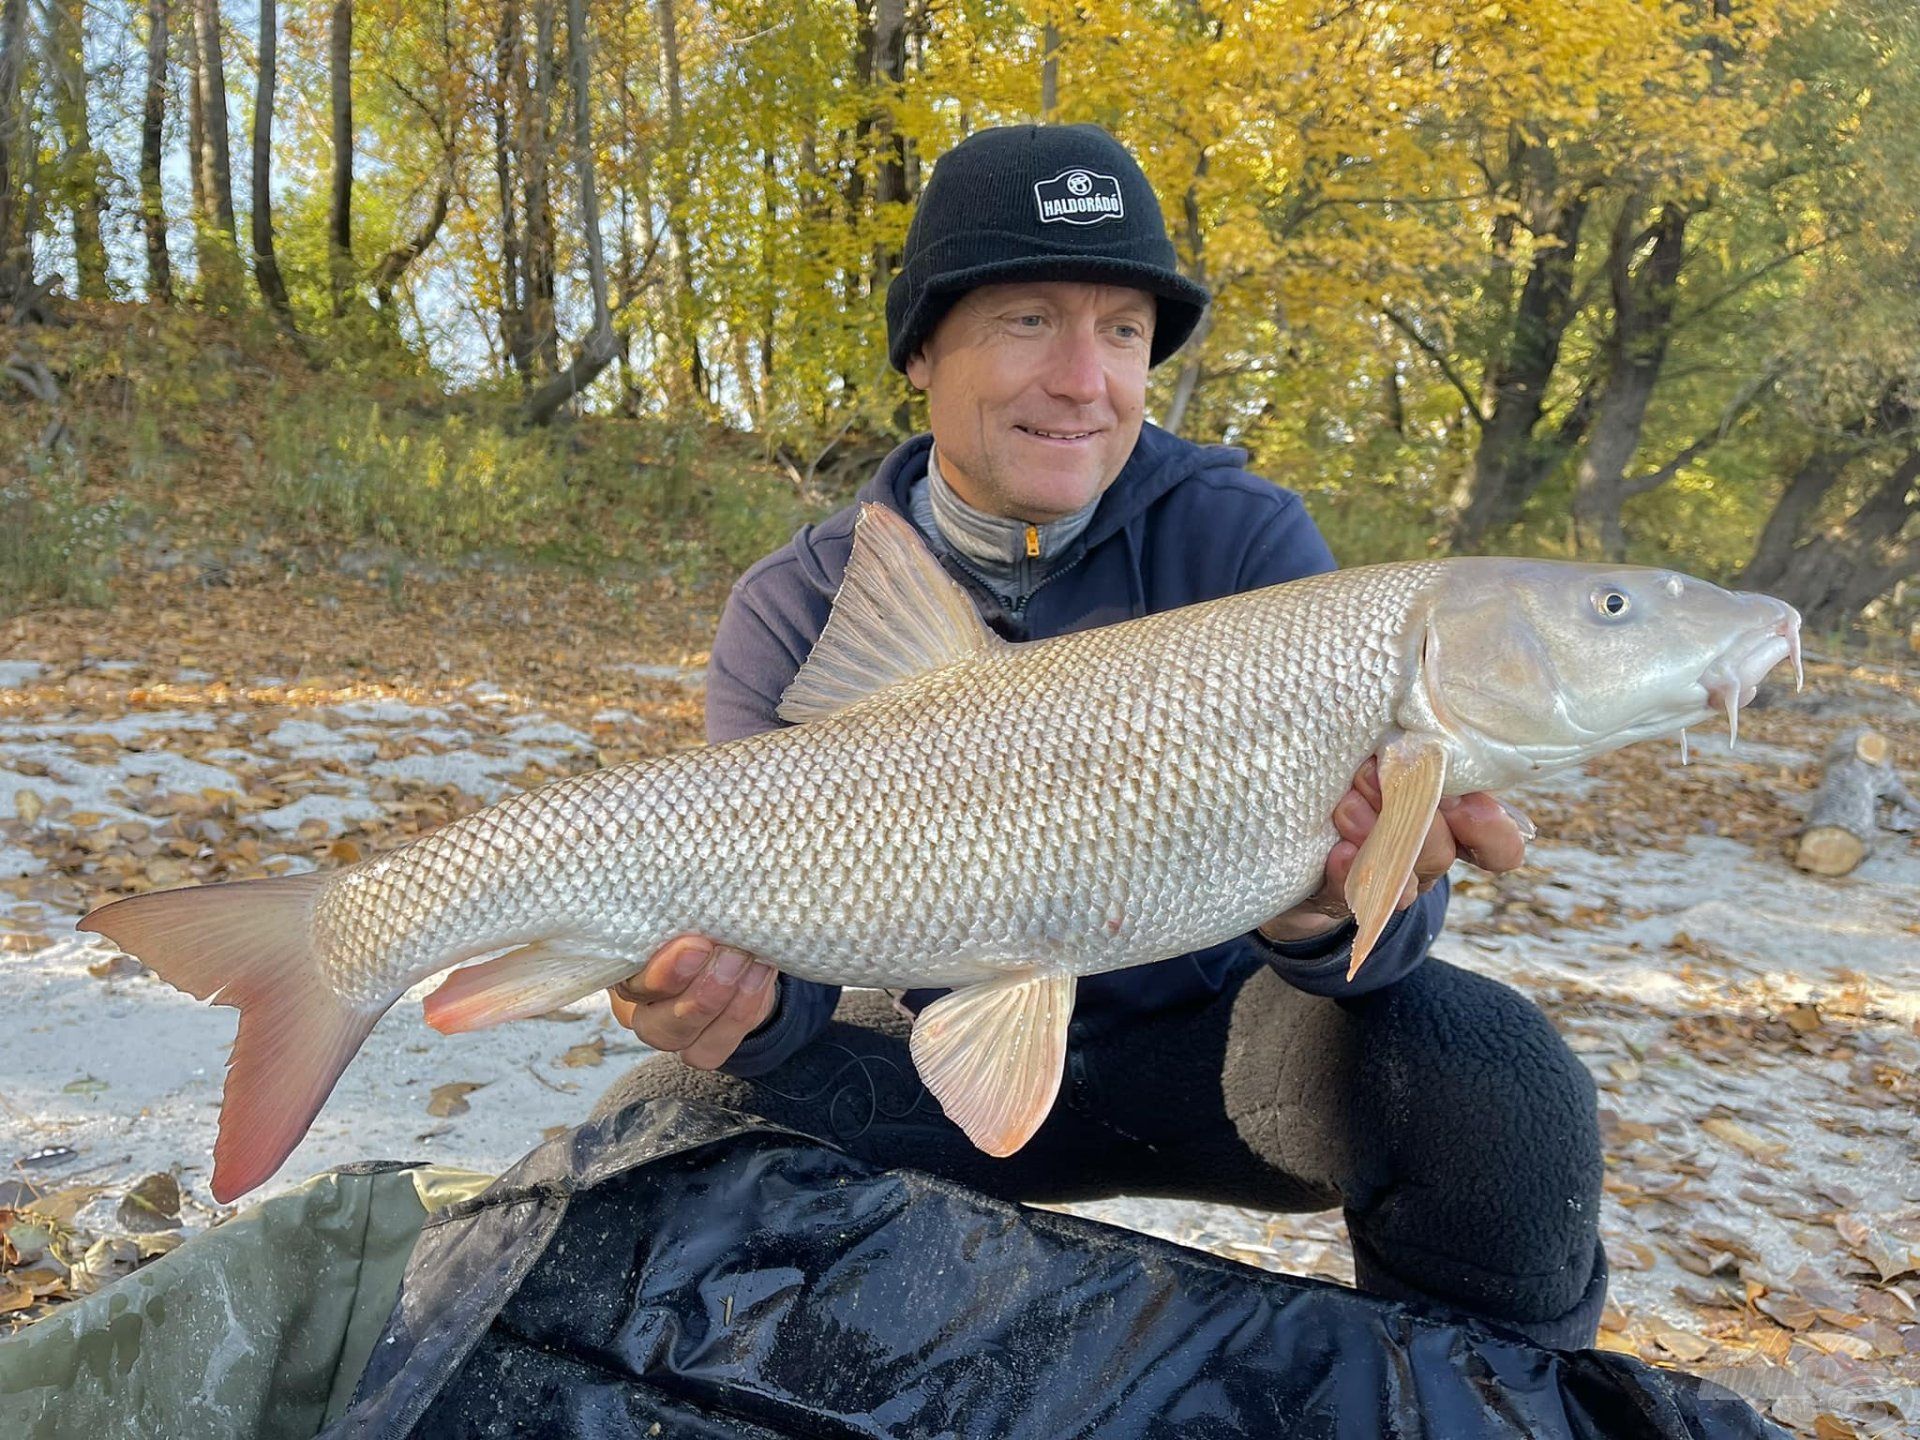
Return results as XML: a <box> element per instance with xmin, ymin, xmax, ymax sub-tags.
<box><xmin>885</xmin><ymin>124</ymin><xmax>1212</xmax><ymax>373</ymax></box>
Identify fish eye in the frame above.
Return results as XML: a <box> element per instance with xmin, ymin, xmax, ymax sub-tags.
<box><xmin>1592</xmin><ymin>587</ymin><xmax>1631</xmax><ymax>619</ymax></box>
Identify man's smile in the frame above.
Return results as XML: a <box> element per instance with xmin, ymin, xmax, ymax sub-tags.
<box><xmin>1015</xmin><ymin>424</ymin><xmax>1102</xmax><ymax>444</ymax></box>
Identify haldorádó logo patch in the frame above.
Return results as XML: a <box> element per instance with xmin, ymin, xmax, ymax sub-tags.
<box><xmin>1033</xmin><ymin>168</ymin><xmax>1124</xmax><ymax>226</ymax></box>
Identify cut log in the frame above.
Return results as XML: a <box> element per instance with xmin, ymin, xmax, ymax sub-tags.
<box><xmin>1793</xmin><ymin>726</ymin><xmax>1920</xmax><ymax>876</ymax></box>
<box><xmin>1794</xmin><ymin>826</ymin><xmax>1865</xmax><ymax>877</ymax></box>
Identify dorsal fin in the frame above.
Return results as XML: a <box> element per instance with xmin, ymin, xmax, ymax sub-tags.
<box><xmin>777</xmin><ymin>503</ymin><xmax>998</xmax><ymax>724</ymax></box>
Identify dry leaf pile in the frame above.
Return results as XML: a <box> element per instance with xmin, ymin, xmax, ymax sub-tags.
<box><xmin>1</xmin><ymin>1171</ymin><xmax>187</xmax><ymax>1327</ymax></box>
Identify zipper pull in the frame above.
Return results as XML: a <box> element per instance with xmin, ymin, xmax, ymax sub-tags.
<box><xmin>1025</xmin><ymin>524</ymin><xmax>1040</xmax><ymax>559</ymax></box>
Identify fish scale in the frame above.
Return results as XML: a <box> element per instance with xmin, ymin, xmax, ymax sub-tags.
<box><xmin>79</xmin><ymin>508</ymin><xmax>1799</xmax><ymax>1199</ymax></box>
<box><xmin>310</xmin><ymin>559</ymin><xmax>1440</xmax><ymax>1006</ymax></box>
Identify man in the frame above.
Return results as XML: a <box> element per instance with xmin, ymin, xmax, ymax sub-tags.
<box><xmin>599</xmin><ymin>125</ymin><xmax>1607</xmax><ymax>1348</ymax></box>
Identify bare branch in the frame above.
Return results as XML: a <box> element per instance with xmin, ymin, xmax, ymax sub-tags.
<box><xmin>1622</xmin><ymin>368</ymin><xmax>1777</xmax><ymax>498</ymax></box>
<box><xmin>1677</xmin><ymin>232</ymin><xmax>1848</xmax><ymax>329</ymax></box>
<box><xmin>1381</xmin><ymin>305</ymin><xmax>1487</xmax><ymax>426</ymax></box>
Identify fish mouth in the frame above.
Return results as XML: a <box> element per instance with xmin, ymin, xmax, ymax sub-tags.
<box><xmin>1483</xmin><ymin>602</ymin><xmax>1804</xmax><ymax>771</ymax></box>
<box><xmin>1697</xmin><ymin>606</ymin><xmax>1802</xmax><ymax>746</ymax></box>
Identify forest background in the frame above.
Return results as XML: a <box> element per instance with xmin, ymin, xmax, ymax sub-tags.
<box><xmin>0</xmin><ymin>0</ymin><xmax>1917</xmax><ymax>637</ymax></box>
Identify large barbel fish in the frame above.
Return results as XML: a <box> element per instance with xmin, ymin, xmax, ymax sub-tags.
<box><xmin>82</xmin><ymin>507</ymin><xmax>1802</xmax><ymax>1201</ymax></box>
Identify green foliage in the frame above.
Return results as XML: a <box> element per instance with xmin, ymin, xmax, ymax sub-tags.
<box><xmin>11</xmin><ymin>0</ymin><xmax>1917</xmax><ymax>618</ymax></box>
<box><xmin>259</xmin><ymin>385</ymin><xmax>810</xmax><ymax>572</ymax></box>
<box><xmin>265</xmin><ymin>402</ymin><xmax>546</xmax><ymax>554</ymax></box>
<box><xmin>0</xmin><ymin>460</ymin><xmax>121</xmax><ymax>615</ymax></box>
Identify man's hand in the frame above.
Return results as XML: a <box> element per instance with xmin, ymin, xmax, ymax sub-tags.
<box><xmin>1258</xmin><ymin>758</ymin><xmax>1533</xmax><ymax>944</ymax></box>
<box><xmin>608</xmin><ymin>937</ymin><xmax>778</xmax><ymax>1070</ymax></box>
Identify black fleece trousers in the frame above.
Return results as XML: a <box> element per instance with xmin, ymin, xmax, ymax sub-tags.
<box><xmin>593</xmin><ymin>955</ymin><xmax>1609</xmax><ymax>1350</ymax></box>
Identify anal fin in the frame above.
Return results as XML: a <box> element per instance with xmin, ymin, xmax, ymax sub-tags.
<box><xmin>909</xmin><ymin>970</ymin><xmax>1077</xmax><ymax>1157</ymax></box>
<box><xmin>1346</xmin><ymin>734</ymin><xmax>1448</xmax><ymax>981</ymax></box>
<box><xmin>424</xmin><ymin>938</ymin><xmax>633</xmax><ymax>1033</ymax></box>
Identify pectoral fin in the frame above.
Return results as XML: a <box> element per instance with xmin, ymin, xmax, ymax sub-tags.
<box><xmin>1346</xmin><ymin>734</ymin><xmax>1448</xmax><ymax>981</ymax></box>
<box><xmin>909</xmin><ymin>970</ymin><xmax>1077</xmax><ymax>1157</ymax></box>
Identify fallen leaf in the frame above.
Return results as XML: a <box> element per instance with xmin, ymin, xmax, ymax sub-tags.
<box><xmin>1654</xmin><ymin>1329</ymin><xmax>1712</xmax><ymax>1363</ymax></box>
<box><xmin>1700</xmin><ymin>1116</ymin><xmax>1788</xmax><ymax>1160</ymax></box>
<box><xmin>1784</xmin><ymin>1004</ymin><xmax>1824</xmax><ymax>1035</ymax></box>
<box><xmin>143</xmin><ymin>856</ymin><xmax>188</xmax><ymax>886</ymax></box>
<box><xmin>426</xmin><ymin>1081</ymin><xmax>485</xmax><ymax>1118</ymax></box>
<box><xmin>70</xmin><ymin>1237</ymin><xmax>140</xmax><ymax>1295</ymax></box>
<box><xmin>25</xmin><ymin>1185</ymin><xmax>105</xmax><ymax>1223</ymax></box>
<box><xmin>115</xmin><ymin>1172</ymin><xmax>182</xmax><ymax>1231</ymax></box>
<box><xmin>1756</xmin><ymin>1292</ymin><xmax>1819</xmax><ymax>1330</ymax></box>
<box><xmin>134</xmin><ymin>1232</ymin><xmax>183</xmax><ymax>1261</ymax></box>
<box><xmin>559</xmin><ymin>1036</ymin><xmax>607</xmax><ymax>1068</ymax></box>
<box><xmin>11</xmin><ymin>1264</ymin><xmax>72</xmax><ymax>1301</ymax></box>
<box><xmin>1615</xmin><ymin>1239</ymin><xmax>1657</xmax><ymax>1271</ymax></box>
<box><xmin>0</xmin><ymin>1281</ymin><xmax>34</xmax><ymax>1315</ymax></box>
<box><xmin>14</xmin><ymin>789</ymin><xmax>43</xmax><ymax>826</ymax></box>
<box><xmin>1801</xmin><ymin>1330</ymin><xmax>1875</xmax><ymax>1360</ymax></box>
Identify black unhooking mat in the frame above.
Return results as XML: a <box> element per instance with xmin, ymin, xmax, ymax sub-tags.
<box><xmin>322</xmin><ymin>1098</ymin><xmax>1782</xmax><ymax>1440</ymax></box>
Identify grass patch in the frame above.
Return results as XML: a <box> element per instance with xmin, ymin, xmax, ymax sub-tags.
<box><xmin>0</xmin><ymin>459</ymin><xmax>121</xmax><ymax>614</ymax></box>
<box><xmin>264</xmin><ymin>400</ymin><xmax>570</xmax><ymax>557</ymax></box>
<box><xmin>261</xmin><ymin>388</ymin><xmax>814</xmax><ymax>575</ymax></box>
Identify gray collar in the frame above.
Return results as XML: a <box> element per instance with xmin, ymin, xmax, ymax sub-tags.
<box><xmin>917</xmin><ymin>448</ymin><xmax>1098</xmax><ymax>578</ymax></box>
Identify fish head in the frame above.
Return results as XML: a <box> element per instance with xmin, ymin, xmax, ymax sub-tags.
<box><xmin>1422</xmin><ymin>560</ymin><xmax>1801</xmax><ymax>776</ymax></box>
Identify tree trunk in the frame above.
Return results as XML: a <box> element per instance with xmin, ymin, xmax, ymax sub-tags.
<box><xmin>48</xmin><ymin>0</ymin><xmax>108</xmax><ymax>299</ymax></box>
<box><xmin>1761</xmin><ymin>447</ymin><xmax>1920</xmax><ymax>632</ymax></box>
<box><xmin>328</xmin><ymin>0</ymin><xmax>353</xmax><ymax>313</ymax></box>
<box><xmin>1739</xmin><ymin>447</ymin><xmax>1849</xmax><ymax>591</ymax></box>
<box><xmin>520</xmin><ymin>0</ymin><xmax>559</xmax><ymax>374</ymax></box>
<box><xmin>841</xmin><ymin>0</ymin><xmax>873</xmax><ymax>313</ymax></box>
<box><xmin>372</xmin><ymin>179</ymin><xmax>450</xmax><ymax>308</ymax></box>
<box><xmin>251</xmin><ymin>0</ymin><xmax>292</xmax><ymax>319</ymax></box>
<box><xmin>1570</xmin><ymin>200</ymin><xmax>1690</xmax><ymax>560</ymax></box>
<box><xmin>493</xmin><ymin>0</ymin><xmax>530</xmax><ymax>380</ymax></box>
<box><xmin>191</xmin><ymin>0</ymin><xmax>241</xmax><ymax>302</ymax></box>
<box><xmin>1041</xmin><ymin>21</ymin><xmax>1059</xmax><ymax>116</ymax></box>
<box><xmin>140</xmin><ymin>0</ymin><xmax>171</xmax><ymax>301</ymax></box>
<box><xmin>1450</xmin><ymin>188</ymin><xmax>1590</xmax><ymax>549</ymax></box>
<box><xmin>757</xmin><ymin>143</ymin><xmax>775</xmax><ymax>409</ymax></box>
<box><xmin>1819</xmin><ymin>449</ymin><xmax>1920</xmax><ymax>625</ymax></box>
<box><xmin>1161</xmin><ymin>153</ymin><xmax>1212</xmax><ymax>438</ymax></box>
<box><xmin>523</xmin><ymin>0</ymin><xmax>624</xmax><ymax>425</ymax></box>
<box><xmin>191</xmin><ymin>0</ymin><xmax>235</xmax><ymax>237</ymax></box>
<box><xmin>0</xmin><ymin>0</ymin><xmax>32</xmax><ymax>288</ymax></box>
<box><xmin>868</xmin><ymin>0</ymin><xmax>907</xmax><ymax>283</ymax></box>
<box><xmin>182</xmin><ymin>0</ymin><xmax>206</xmax><ymax>225</ymax></box>
<box><xmin>655</xmin><ymin>0</ymin><xmax>704</xmax><ymax>399</ymax></box>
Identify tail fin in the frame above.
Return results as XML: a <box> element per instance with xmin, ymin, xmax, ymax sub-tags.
<box><xmin>77</xmin><ymin>874</ymin><xmax>385</xmax><ymax>1204</ymax></box>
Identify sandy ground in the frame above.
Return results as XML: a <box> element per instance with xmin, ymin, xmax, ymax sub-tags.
<box><xmin>3</xmin><ymin>642</ymin><xmax>1917</xmax><ymax>1435</ymax></box>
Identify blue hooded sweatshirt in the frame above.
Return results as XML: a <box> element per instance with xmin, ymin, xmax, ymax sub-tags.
<box><xmin>709</xmin><ymin>423</ymin><xmax>1448</xmax><ymax>1078</ymax></box>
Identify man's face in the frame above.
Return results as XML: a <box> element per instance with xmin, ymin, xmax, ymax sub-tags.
<box><xmin>905</xmin><ymin>281</ymin><xmax>1155</xmax><ymax>524</ymax></box>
